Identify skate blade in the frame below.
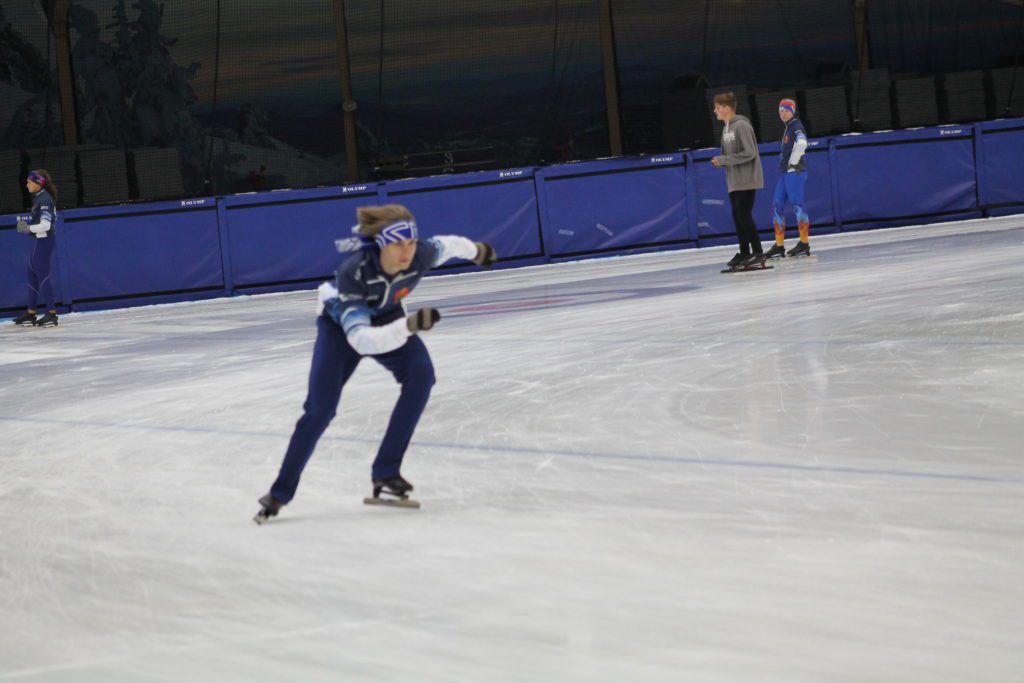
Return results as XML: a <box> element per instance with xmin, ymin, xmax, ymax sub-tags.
<box><xmin>363</xmin><ymin>496</ymin><xmax>421</xmax><ymax>509</ymax></box>
<box><xmin>720</xmin><ymin>264</ymin><xmax>775</xmax><ymax>274</ymax></box>
<box><xmin>778</xmin><ymin>254</ymin><xmax>816</xmax><ymax>263</ymax></box>
<box><xmin>253</xmin><ymin>512</ymin><xmax>274</xmax><ymax>524</ymax></box>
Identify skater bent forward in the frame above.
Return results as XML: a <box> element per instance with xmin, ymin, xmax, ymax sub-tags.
<box><xmin>255</xmin><ymin>204</ymin><xmax>497</xmax><ymax>522</ymax></box>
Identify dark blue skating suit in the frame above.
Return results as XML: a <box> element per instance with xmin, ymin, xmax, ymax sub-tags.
<box><xmin>270</xmin><ymin>237</ymin><xmax>474</xmax><ymax>504</ymax></box>
<box><xmin>24</xmin><ymin>189</ymin><xmax>57</xmax><ymax>311</ymax></box>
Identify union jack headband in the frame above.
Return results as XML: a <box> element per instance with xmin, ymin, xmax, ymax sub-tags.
<box><xmin>374</xmin><ymin>220</ymin><xmax>418</xmax><ymax>248</ymax></box>
<box><xmin>27</xmin><ymin>170</ymin><xmax>46</xmax><ymax>186</ymax></box>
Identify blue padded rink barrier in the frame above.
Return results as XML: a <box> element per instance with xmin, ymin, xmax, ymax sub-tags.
<box><xmin>1</xmin><ymin>217</ymin><xmax>1023</xmax><ymax>681</ymax></box>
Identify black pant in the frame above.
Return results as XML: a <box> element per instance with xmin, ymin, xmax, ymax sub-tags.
<box><xmin>729</xmin><ymin>190</ymin><xmax>762</xmax><ymax>255</ymax></box>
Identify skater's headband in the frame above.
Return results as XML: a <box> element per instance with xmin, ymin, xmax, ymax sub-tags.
<box><xmin>373</xmin><ymin>220</ymin><xmax>418</xmax><ymax>248</ymax></box>
<box><xmin>27</xmin><ymin>170</ymin><xmax>46</xmax><ymax>186</ymax></box>
<box><xmin>778</xmin><ymin>99</ymin><xmax>797</xmax><ymax>114</ymax></box>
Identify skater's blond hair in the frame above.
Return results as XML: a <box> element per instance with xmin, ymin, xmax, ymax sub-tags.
<box><xmin>355</xmin><ymin>205</ymin><xmax>415</xmax><ymax>237</ymax></box>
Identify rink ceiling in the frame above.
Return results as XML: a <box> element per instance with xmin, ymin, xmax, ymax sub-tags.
<box><xmin>0</xmin><ymin>218</ymin><xmax>1022</xmax><ymax>682</ymax></box>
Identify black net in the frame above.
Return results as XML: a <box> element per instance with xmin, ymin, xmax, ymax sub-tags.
<box><xmin>344</xmin><ymin>0</ymin><xmax>607</xmax><ymax>176</ymax></box>
<box><xmin>1</xmin><ymin>0</ymin><xmax>1022</xmax><ymax>209</ymax></box>
<box><xmin>612</xmin><ymin>0</ymin><xmax>859</xmax><ymax>151</ymax></box>
<box><xmin>867</xmin><ymin>0</ymin><xmax>1024</xmax><ymax>121</ymax></box>
<box><xmin>1</xmin><ymin>1</ymin><xmax>64</xmax><ymax>212</ymax></box>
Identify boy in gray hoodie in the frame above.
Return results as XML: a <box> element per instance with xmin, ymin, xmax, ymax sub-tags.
<box><xmin>711</xmin><ymin>92</ymin><xmax>765</xmax><ymax>269</ymax></box>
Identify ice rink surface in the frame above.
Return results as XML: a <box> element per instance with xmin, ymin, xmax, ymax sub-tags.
<box><xmin>1</xmin><ymin>217</ymin><xmax>1022</xmax><ymax>682</ymax></box>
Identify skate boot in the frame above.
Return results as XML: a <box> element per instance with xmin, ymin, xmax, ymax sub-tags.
<box><xmin>726</xmin><ymin>252</ymin><xmax>746</xmax><ymax>269</ymax></box>
<box><xmin>764</xmin><ymin>243</ymin><xmax>786</xmax><ymax>259</ymax></box>
<box><xmin>787</xmin><ymin>241</ymin><xmax>811</xmax><ymax>257</ymax></box>
<box><xmin>739</xmin><ymin>252</ymin><xmax>768</xmax><ymax>269</ymax></box>
<box><xmin>364</xmin><ymin>475</ymin><xmax>420</xmax><ymax>509</ymax></box>
<box><xmin>253</xmin><ymin>494</ymin><xmax>282</xmax><ymax>524</ymax></box>
<box><xmin>34</xmin><ymin>312</ymin><xmax>58</xmax><ymax>327</ymax></box>
<box><xmin>12</xmin><ymin>311</ymin><xmax>36</xmax><ymax>326</ymax></box>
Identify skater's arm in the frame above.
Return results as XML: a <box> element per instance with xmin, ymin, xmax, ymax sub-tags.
<box><xmin>715</xmin><ymin>122</ymin><xmax>759</xmax><ymax>166</ymax></box>
<box><xmin>28</xmin><ymin>215</ymin><xmax>51</xmax><ymax>237</ymax></box>
<box><xmin>428</xmin><ymin>236</ymin><xmax>497</xmax><ymax>268</ymax></box>
<box><xmin>28</xmin><ymin>198</ymin><xmax>54</xmax><ymax>237</ymax></box>
<box><xmin>318</xmin><ymin>282</ymin><xmax>415</xmax><ymax>356</ymax></box>
<box><xmin>787</xmin><ymin>131</ymin><xmax>807</xmax><ymax>169</ymax></box>
<box><xmin>320</xmin><ymin>292</ymin><xmax>412</xmax><ymax>355</ymax></box>
<box><xmin>346</xmin><ymin>318</ymin><xmax>412</xmax><ymax>355</ymax></box>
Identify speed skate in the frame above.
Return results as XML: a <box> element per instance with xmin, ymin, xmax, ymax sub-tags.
<box><xmin>363</xmin><ymin>494</ymin><xmax>421</xmax><ymax>509</ymax></box>
<box><xmin>363</xmin><ymin>476</ymin><xmax>421</xmax><ymax>509</ymax></box>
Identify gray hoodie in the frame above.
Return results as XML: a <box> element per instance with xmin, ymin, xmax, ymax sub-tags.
<box><xmin>713</xmin><ymin>114</ymin><xmax>764</xmax><ymax>192</ymax></box>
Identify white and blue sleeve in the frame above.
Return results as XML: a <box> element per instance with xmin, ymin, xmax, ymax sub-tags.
<box><xmin>427</xmin><ymin>235</ymin><xmax>478</xmax><ymax>267</ymax></box>
<box><xmin>788</xmin><ymin>131</ymin><xmax>808</xmax><ymax>167</ymax></box>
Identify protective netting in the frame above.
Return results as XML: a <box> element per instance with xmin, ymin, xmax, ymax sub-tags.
<box><xmin>344</xmin><ymin>0</ymin><xmax>607</xmax><ymax>173</ymax></box>
<box><xmin>0</xmin><ymin>0</ymin><xmax>1021</xmax><ymax>210</ymax></box>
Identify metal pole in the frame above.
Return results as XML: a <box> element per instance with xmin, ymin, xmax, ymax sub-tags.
<box><xmin>853</xmin><ymin>0</ymin><xmax>870</xmax><ymax>71</ymax></box>
<box><xmin>599</xmin><ymin>0</ymin><xmax>623</xmax><ymax>156</ymax></box>
<box><xmin>332</xmin><ymin>0</ymin><xmax>360</xmax><ymax>182</ymax></box>
<box><xmin>49</xmin><ymin>0</ymin><xmax>78</xmax><ymax>145</ymax></box>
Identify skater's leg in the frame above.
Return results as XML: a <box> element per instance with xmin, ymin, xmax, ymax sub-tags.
<box><xmin>31</xmin><ymin>238</ymin><xmax>57</xmax><ymax>323</ymax></box>
<box><xmin>25</xmin><ymin>241</ymin><xmax>41</xmax><ymax>313</ymax></box>
<box><xmin>270</xmin><ymin>316</ymin><xmax>361</xmax><ymax>504</ymax></box>
<box><xmin>370</xmin><ymin>335</ymin><xmax>435</xmax><ymax>480</ymax></box>
<box><xmin>729</xmin><ymin>191</ymin><xmax>752</xmax><ymax>256</ymax></box>
<box><xmin>770</xmin><ymin>176</ymin><xmax>788</xmax><ymax>247</ymax></box>
<box><xmin>733</xmin><ymin>189</ymin><xmax>761</xmax><ymax>254</ymax></box>
<box><xmin>785</xmin><ymin>171</ymin><xmax>810</xmax><ymax>244</ymax></box>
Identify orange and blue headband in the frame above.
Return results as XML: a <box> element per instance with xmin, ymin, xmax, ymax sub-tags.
<box><xmin>778</xmin><ymin>99</ymin><xmax>797</xmax><ymax>114</ymax></box>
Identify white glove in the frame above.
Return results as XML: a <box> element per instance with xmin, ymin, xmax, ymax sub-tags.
<box><xmin>16</xmin><ymin>219</ymin><xmax>30</xmax><ymax>234</ymax></box>
<box><xmin>316</xmin><ymin>282</ymin><xmax>339</xmax><ymax>316</ymax></box>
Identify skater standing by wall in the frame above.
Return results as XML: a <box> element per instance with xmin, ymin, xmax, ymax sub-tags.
<box><xmin>766</xmin><ymin>98</ymin><xmax>812</xmax><ymax>259</ymax></box>
<box><xmin>255</xmin><ymin>204</ymin><xmax>497</xmax><ymax>522</ymax></box>
<box><xmin>710</xmin><ymin>92</ymin><xmax>766</xmax><ymax>270</ymax></box>
<box><xmin>12</xmin><ymin>170</ymin><xmax>59</xmax><ymax>327</ymax></box>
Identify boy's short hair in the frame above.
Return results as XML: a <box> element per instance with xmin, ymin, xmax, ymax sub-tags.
<box><xmin>713</xmin><ymin>92</ymin><xmax>737</xmax><ymax>110</ymax></box>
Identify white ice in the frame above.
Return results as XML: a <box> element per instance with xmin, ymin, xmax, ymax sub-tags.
<box><xmin>1</xmin><ymin>218</ymin><xmax>1022</xmax><ymax>682</ymax></box>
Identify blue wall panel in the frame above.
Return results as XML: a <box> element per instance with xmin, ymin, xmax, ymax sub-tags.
<box><xmin>1</xmin><ymin>121</ymin><xmax>1015</xmax><ymax>317</ymax></box>
<box><xmin>383</xmin><ymin>169</ymin><xmax>543</xmax><ymax>263</ymax></box>
<box><xmin>687</xmin><ymin>152</ymin><xmax>732</xmax><ymax>239</ymax></box>
<box><xmin>834</xmin><ymin>127</ymin><xmax>978</xmax><ymax>225</ymax></box>
<box><xmin>978</xmin><ymin>120</ymin><xmax>1024</xmax><ymax>210</ymax></box>
<box><xmin>60</xmin><ymin>201</ymin><xmax>223</xmax><ymax>302</ymax></box>
<box><xmin>225</xmin><ymin>185</ymin><xmax>378</xmax><ymax>287</ymax></box>
<box><xmin>540</xmin><ymin>154</ymin><xmax>690</xmax><ymax>256</ymax></box>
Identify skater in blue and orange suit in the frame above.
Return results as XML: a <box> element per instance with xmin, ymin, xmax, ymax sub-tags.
<box><xmin>254</xmin><ymin>204</ymin><xmax>497</xmax><ymax>522</ymax></box>
<box><xmin>765</xmin><ymin>99</ymin><xmax>812</xmax><ymax>259</ymax></box>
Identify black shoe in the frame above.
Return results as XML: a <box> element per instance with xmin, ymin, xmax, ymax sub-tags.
<box><xmin>764</xmin><ymin>244</ymin><xmax>786</xmax><ymax>259</ymax></box>
<box><xmin>253</xmin><ymin>494</ymin><xmax>283</xmax><ymax>524</ymax></box>
<box><xmin>739</xmin><ymin>253</ymin><xmax>767</xmax><ymax>268</ymax></box>
<box><xmin>726</xmin><ymin>252</ymin><xmax>747</xmax><ymax>268</ymax></box>
<box><xmin>34</xmin><ymin>312</ymin><xmax>58</xmax><ymax>327</ymax></box>
<box><xmin>372</xmin><ymin>475</ymin><xmax>414</xmax><ymax>499</ymax></box>
<box><xmin>787</xmin><ymin>241</ymin><xmax>811</xmax><ymax>257</ymax></box>
<box><xmin>13</xmin><ymin>311</ymin><xmax>36</xmax><ymax>326</ymax></box>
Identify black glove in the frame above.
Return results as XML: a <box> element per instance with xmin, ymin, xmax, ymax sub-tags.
<box><xmin>407</xmin><ymin>307</ymin><xmax>441</xmax><ymax>333</ymax></box>
<box><xmin>472</xmin><ymin>241</ymin><xmax>497</xmax><ymax>268</ymax></box>
<box><xmin>787</xmin><ymin>164</ymin><xmax>800</xmax><ymax>173</ymax></box>
<box><xmin>16</xmin><ymin>219</ymin><xmax>30</xmax><ymax>234</ymax></box>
